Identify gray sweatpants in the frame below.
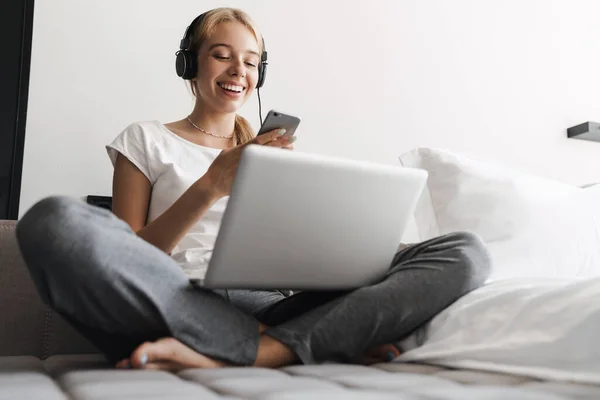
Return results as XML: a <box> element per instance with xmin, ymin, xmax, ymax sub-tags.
<box><xmin>16</xmin><ymin>196</ymin><xmax>491</xmax><ymax>366</ymax></box>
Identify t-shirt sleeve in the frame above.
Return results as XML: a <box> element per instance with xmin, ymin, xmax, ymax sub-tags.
<box><xmin>106</xmin><ymin>122</ymin><xmax>156</xmax><ymax>183</ymax></box>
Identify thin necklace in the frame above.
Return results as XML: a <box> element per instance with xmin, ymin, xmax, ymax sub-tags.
<box><xmin>186</xmin><ymin>116</ymin><xmax>234</xmax><ymax>139</ymax></box>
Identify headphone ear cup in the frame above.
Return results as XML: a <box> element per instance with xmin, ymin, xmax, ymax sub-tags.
<box><xmin>175</xmin><ymin>50</ymin><xmax>197</xmax><ymax>80</ymax></box>
<box><xmin>257</xmin><ymin>60</ymin><xmax>267</xmax><ymax>89</ymax></box>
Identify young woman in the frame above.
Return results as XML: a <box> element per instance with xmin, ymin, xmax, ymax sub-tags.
<box><xmin>16</xmin><ymin>7</ymin><xmax>491</xmax><ymax>371</ymax></box>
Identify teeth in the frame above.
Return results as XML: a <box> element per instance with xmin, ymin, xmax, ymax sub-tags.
<box><xmin>219</xmin><ymin>83</ymin><xmax>244</xmax><ymax>93</ymax></box>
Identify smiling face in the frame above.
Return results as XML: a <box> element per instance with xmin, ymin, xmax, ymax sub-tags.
<box><xmin>193</xmin><ymin>21</ymin><xmax>261</xmax><ymax>114</ymax></box>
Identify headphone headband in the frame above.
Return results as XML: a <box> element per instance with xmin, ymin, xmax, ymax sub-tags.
<box><xmin>179</xmin><ymin>13</ymin><xmax>207</xmax><ymax>51</ymax></box>
<box><xmin>175</xmin><ymin>11</ymin><xmax>268</xmax><ymax>89</ymax></box>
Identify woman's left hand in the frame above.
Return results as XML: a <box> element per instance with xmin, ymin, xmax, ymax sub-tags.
<box><xmin>283</xmin><ymin>135</ymin><xmax>296</xmax><ymax>150</ymax></box>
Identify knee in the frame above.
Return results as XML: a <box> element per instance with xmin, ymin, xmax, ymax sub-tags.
<box><xmin>17</xmin><ymin>196</ymin><xmax>80</xmax><ymax>236</ymax></box>
<box><xmin>446</xmin><ymin>231</ymin><xmax>492</xmax><ymax>291</ymax></box>
<box><xmin>16</xmin><ymin>196</ymin><xmax>84</xmax><ymax>260</ymax></box>
<box><xmin>15</xmin><ymin>196</ymin><xmax>87</xmax><ymax>301</ymax></box>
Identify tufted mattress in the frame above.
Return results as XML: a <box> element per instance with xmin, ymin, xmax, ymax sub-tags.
<box><xmin>2</xmin><ymin>354</ymin><xmax>599</xmax><ymax>399</ymax></box>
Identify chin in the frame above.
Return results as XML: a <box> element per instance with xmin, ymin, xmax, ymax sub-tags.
<box><xmin>215</xmin><ymin>103</ymin><xmax>243</xmax><ymax>114</ymax></box>
<box><xmin>214</xmin><ymin>98</ymin><xmax>248</xmax><ymax>114</ymax></box>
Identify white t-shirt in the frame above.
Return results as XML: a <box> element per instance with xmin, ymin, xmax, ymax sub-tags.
<box><xmin>106</xmin><ymin>120</ymin><xmax>227</xmax><ymax>279</ymax></box>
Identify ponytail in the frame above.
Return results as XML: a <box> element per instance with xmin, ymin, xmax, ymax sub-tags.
<box><xmin>234</xmin><ymin>114</ymin><xmax>255</xmax><ymax>146</ymax></box>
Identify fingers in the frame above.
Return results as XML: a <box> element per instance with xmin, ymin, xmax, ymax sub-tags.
<box><xmin>238</xmin><ymin>129</ymin><xmax>296</xmax><ymax>153</ymax></box>
<box><xmin>253</xmin><ymin>128</ymin><xmax>288</xmax><ymax>145</ymax></box>
<box><xmin>264</xmin><ymin>135</ymin><xmax>296</xmax><ymax>148</ymax></box>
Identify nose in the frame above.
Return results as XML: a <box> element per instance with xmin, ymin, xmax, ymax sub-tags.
<box><xmin>229</xmin><ymin>57</ymin><xmax>246</xmax><ymax>78</ymax></box>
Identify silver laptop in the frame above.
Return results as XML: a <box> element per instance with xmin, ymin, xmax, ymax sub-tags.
<box><xmin>191</xmin><ymin>144</ymin><xmax>428</xmax><ymax>290</ymax></box>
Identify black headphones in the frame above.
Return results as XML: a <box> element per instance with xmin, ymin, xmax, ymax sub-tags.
<box><xmin>175</xmin><ymin>12</ymin><xmax>268</xmax><ymax>89</ymax></box>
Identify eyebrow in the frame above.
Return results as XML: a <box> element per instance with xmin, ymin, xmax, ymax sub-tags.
<box><xmin>208</xmin><ymin>43</ymin><xmax>260</xmax><ymax>57</ymax></box>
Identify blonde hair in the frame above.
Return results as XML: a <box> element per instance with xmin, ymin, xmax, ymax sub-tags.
<box><xmin>188</xmin><ymin>8</ymin><xmax>263</xmax><ymax>145</ymax></box>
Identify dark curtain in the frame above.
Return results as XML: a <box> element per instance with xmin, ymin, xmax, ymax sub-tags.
<box><xmin>0</xmin><ymin>0</ymin><xmax>34</xmax><ymax>219</ymax></box>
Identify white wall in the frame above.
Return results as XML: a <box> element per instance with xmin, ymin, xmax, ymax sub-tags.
<box><xmin>19</xmin><ymin>0</ymin><xmax>600</xmax><ymax>216</ymax></box>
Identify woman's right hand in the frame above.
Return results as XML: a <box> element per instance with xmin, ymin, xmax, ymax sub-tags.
<box><xmin>201</xmin><ymin>129</ymin><xmax>295</xmax><ymax>199</ymax></box>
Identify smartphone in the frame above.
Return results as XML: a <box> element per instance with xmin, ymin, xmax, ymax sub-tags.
<box><xmin>257</xmin><ymin>110</ymin><xmax>301</xmax><ymax>136</ymax></box>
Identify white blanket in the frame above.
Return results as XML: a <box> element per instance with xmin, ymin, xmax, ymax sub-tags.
<box><xmin>396</xmin><ymin>277</ymin><xmax>600</xmax><ymax>384</ymax></box>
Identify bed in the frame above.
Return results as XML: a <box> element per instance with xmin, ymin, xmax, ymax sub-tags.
<box><xmin>3</xmin><ymin>147</ymin><xmax>600</xmax><ymax>399</ymax></box>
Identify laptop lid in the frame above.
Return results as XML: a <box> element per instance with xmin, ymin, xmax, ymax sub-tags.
<box><xmin>202</xmin><ymin>144</ymin><xmax>427</xmax><ymax>290</ymax></box>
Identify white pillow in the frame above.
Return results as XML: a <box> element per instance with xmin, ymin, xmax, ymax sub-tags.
<box><xmin>400</xmin><ymin>216</ymin><xmax>421</xmax><ymax>244</ymax></box>
<box><xmin>397</xmin><ymin>276</ymin><xmax>600</xmax><ymax>384</ymax></box>
<box><xmin>398</xmin><ymin>147</ymin><xmax>600</xmax><ymax>281</ymax></box>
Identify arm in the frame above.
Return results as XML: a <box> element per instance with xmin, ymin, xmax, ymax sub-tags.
<box><xmin>111</xmin><ymin>128</ymin><xmax>293</xmax><ymax>255</ymax></box>
<box><xmin>111</xmin><ymin>153</ymin><xmax>218</xmax><ymax>254</ymax></box>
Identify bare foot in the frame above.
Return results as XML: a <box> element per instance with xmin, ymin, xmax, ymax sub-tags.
<box><xmin>115</xmin><ymin>332</ymin><xmax>299</xmax><ymax>371</ymax></box>
<box><xmin>358</xmin><ymin>343</ymin><xmax>402</xmax><ymax>365</ymax></box>
<box><xmin>253</xmin><ymin>334</ymin><xmax>299</xmax><ymax>368</ymax></box>
<box><xmin>257</xmin><ymin>323</ymin><xmax>401</xmax><ymax>365</ymax></box>
<box><xmin>114</xmin><ymin>327</ymin><xmax>400</xmax><ymax>371</ymax></box>
<box><xmin>115</xmin><ymin>337</ymin><xmax>230</xmax><ymax>371</ymax></box>
<box><xmin>259</xmin><ymin>322</ymin><xmax>269</xmax><ymax>333</ymax></box>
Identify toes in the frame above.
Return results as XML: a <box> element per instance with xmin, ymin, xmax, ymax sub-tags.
<box><xmin>361</xmin><ymin>343</ymin><xmax>402</xmax><ymax>364</ymax></box>
<box><xmin>130</xmin><ymin>341</ymin><xmax>157</xmax><ymax>369</ymax></box>
<box><xmin>141</xmin><ymin>361</ymin><xmax>185</xmax><ymax>371</ymax></box>
<box><xmin>359</xmin><ymin>356</ymin><xmax>382</xmax><ymax>365</ymax></box>
<box><xmin>131</xmin><ymin>338</ymin><xmax>180</xmax><ymax>368</ymax></box>
<box><xmin>377</xmin><ymin>344</ymin><xmax>402</xmax><ymax>361</ymax></box>
<box><xmin>128</xmin><ymin>337</ymin><xmax>228</xmax><ymax>370</ymax></box>
<box><xmin>115</xmin><ymin>359</ymin><xmax>130</xmax><ymax>369</ymax></box>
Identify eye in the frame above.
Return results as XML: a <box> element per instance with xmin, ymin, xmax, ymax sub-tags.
<box><xmin>245</xmin><ymin>62</ymin><xmax>257</xmax><ymax>68</ymax></box>
<box><xmin>213</xmin><ymin>54</ymin><xmax>230</xmax><ymax>60</ymax></box>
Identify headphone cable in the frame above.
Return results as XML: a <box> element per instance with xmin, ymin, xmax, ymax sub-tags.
<box><xmin>257</xmin><ymin>88</ymin><xmax>263</xmax><ymax>126</ymax></box>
